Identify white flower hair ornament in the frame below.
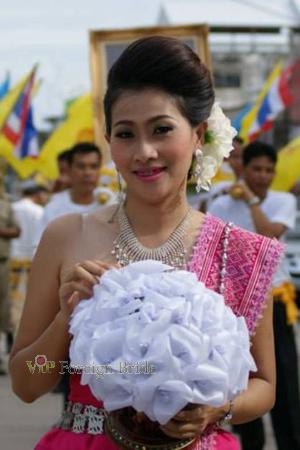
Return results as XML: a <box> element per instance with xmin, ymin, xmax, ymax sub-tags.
<box><xmin>195</xmin><ymin>102</ymin><xmax>237</xmax><ymax>193</ymax></box>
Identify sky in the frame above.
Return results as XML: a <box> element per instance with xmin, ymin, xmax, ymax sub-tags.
<box><xmin>0</xmin><ymin>0</ymin><xmax>161</xmax><ymax>129</ymax></box>
<box><xmin>1</xmin><ymin>0</ymin><xmax>300</xmax><ymax>130</ymax></box>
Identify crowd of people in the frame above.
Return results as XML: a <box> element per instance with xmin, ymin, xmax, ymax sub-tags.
<box><xmin>0</xmin><ymin>142</ymin><xmax>117</xmax><ymax>374</ymax></box>
<box><xmin>0</xmin><ymin>35</ymin><xmax>298</xmax><ymax>450</ymax></box>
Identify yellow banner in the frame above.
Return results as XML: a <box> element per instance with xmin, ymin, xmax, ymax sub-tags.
<box><xmin>37</xmin><ymin>93</ymin><xmax>93</xmax><ymax>179</ymax></box>
<box><xmin>272</xmin><ymin>136</ymin><xmax>300</xmax><ymax>191</ymax></box>
<box><xmin>0</xmin><ymin>134</ymin><xmax>38</xmax><ymax>178</ymax></box>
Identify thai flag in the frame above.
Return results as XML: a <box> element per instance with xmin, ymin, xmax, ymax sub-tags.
<box><xmin>240</xmin><ymin>62</ymin><xmax>294</xmax><ymax>143</ymax></box>
<box><xmin>2</xmin><ymin>68</ymin><xmax>38</xmax><ymax>159</ymax></box>
<box><xmin>232</xmin><ymin>102</ymin><xmax>253</xmax><ymax>133</ymax></box>
<box><xmin>16</xmin><ymin>106</ymin><xmax>39</xmax><ymax>159</ymax></box>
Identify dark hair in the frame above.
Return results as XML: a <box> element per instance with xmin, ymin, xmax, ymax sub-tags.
<box><xmin>57</xmin><ymin>149</ymin><xmax>72</xmax><ymax>163</ymax></box>
<box><xmin>22</xmin><ymin>185</ymin><xmax>48</xmax><ymax>196</ymax></box>
<box><xmin>233</xmin><ymin>136</ymin><xmax>244</xmax><ymax>145</ymax></box>
<box><xmin>104</xmin><ymin>36</ymin><xmax>215</xmax><ymax>135</ymax></box>
<box><xmin>67</xmin><ymin>142</ymin><xmax>102</xmax><ymax>165</ymax></box>
<box><xmin>243</xmin><ymin>141</ymin><xmax>277</xmax><ymax>166</ymax></box>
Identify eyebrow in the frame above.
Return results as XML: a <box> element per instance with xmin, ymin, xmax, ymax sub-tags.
<box><xmin>113</xmin><ymin>115</ymin><xmax>175</xmax><ymax>128</ymax></box>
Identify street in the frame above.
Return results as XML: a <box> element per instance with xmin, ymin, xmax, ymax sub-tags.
<box><xmin>0</xmin><ymin>373</ymin><xmax>62</xmax><ymax>450</ymax></box>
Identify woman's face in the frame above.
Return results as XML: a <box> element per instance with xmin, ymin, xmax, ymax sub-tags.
<box><xmin>107</xmin><ymin>88</ymin><xmax>203</xmax><ymax>204</ymax></box>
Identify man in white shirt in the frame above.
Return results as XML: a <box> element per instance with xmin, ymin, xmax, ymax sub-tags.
<box><xmin>36</xmin><ymin>142</ymin><xmax>116</xmax><ymax>245</ymax></box>
<box><xmin>12</xmin><ymin>182</ymin><xmax>48</xmax><ymax>260</ymax></box>
<box><xmin>10</xmin><ymin>182</ymin><xmax>49</xmax><ymax>333</ymax></box>
<box><xmin>209</xmin><ymin>141</ymin><xmax>300</xmax><ymax>450</ymax></box>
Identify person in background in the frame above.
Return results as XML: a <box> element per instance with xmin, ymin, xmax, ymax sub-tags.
<box><xmin>0</xmin><ymin>178</ymin><xmax>20</xmax><ymax>374</ymax></box>
<box><xmin>35</xmin><ymin>142</ymin><xmax>116</xmax><ymax>245</ymax></box>
<box><xmin>226</xmin><ymin>136</ymin><xmax>244</xmax><ymax>179</ymax></box>
<box><xmin>51</xmin><ymin>149</ymin><xmax>72</xmax><ymax>194</ymax></box>
<box><xmin>208</xmin><ymin>140</ymin><xmax>300</xmax><ymax>450</ymax></box>
<box><xmin>10</xmin><ymin>181</ymin><xmax>49</xmax><ymax>336</ymax></box>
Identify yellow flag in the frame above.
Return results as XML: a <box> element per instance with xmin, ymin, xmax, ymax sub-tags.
<box><xmin>37</xmin><ymin>93</ymin><xmax>94</xmax><ymax>179</ymax></box>
<box><xmin>0</xmin><ymin>135</ymin><xmax>38</xmax><ymax>178</ymax></box>
<box><xmin>272</xmin><ymin>136</ymin><xmax>300</xmax><ymax>191</ymax></box>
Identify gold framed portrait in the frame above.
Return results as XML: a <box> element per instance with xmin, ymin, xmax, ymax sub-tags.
<box><xmin>89</xmin><ymin>24</ymin><xmax>211</xmax><ymax>161</ymax></box>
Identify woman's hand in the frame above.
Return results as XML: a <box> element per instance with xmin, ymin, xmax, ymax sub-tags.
<box><xmin>160</xmin><ymin>403</ymin><xmax>229</xmax><ymax>439</ymax></box>
<box><xmin>59</xmin><ymin>260</ymin><xmax>118</xmax><ymax>320</ymax></box>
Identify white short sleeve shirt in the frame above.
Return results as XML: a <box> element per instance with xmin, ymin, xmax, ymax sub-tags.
<box><xmin>208</xmin><ymin>191</ymin><xmax>297</xmax><ymax>287</ymax></box>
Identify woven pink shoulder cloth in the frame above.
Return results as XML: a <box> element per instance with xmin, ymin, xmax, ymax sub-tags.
<box><xmin>188</xmin><ymin>214</ymin><xmax>284</xmax><ymax>335</ymax></box>
<box><xmin>187</xmin><ymin>214</ymin><xmax>284</xmax><ymax>450</ymax></box>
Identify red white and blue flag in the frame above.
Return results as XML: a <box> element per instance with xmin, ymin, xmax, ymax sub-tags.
<box><xmin>1</xmin><ymin>68</ymin><xmax>38</xmax><ymax>159</ymax></box>
<box><xmin>239</xmin><ymin>61</ymin><xmax>294</xmax><ymax>142</ymax></box>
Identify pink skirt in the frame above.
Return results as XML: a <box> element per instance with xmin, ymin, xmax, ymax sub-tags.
<box><xmin>34</xmin><ymin>427</ymin><xmax>240</xmax><ymax>450</ymax></box>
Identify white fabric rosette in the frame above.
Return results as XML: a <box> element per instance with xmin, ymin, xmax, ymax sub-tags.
<box><xmin>69</xmin><ymin>260</ymin><xmax>256</xmax><ymax>425</ymax></box>
<box><xmin>198</xmin><ymin>102</ymin><xmax>237</xmax><ymax>191</ymax></box>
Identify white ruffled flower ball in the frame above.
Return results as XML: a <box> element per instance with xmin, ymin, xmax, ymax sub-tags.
<box><xmin>197</xmin><ymin>102</ymin><xmax>237</xmax><ymax>191</ymax></box>
<box><xmin>69</xmin><ymin>260</ymin><xmax>256</xmax><ymax>425</ymax></box>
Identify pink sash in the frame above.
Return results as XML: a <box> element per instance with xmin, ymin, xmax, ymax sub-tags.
<box><xmin>188</xmin><ymin>214</ymin><xmax>284</xmax><ymax>335</ymax></box>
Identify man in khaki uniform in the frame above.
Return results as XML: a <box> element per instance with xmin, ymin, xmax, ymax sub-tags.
<box><xmin>0</xmin><ymin>181</ymin><xmax>20</xmax><ymax>374</ymax></box>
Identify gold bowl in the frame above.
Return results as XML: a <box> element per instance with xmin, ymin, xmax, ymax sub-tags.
<box><xmin>105</xmin><ymin>407</ymin><xmax>196</xmax><ymax>450</ymax></box>
<box><xmin>229</xmin><ymin>185</ymin><xmax>244</xmax><ymax>199</ymax></box>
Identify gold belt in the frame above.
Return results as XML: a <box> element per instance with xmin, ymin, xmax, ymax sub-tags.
<box><xmin>105</xmin><ymin>408</ymin><xmax>196</xmax><ymax>450</ymax></box>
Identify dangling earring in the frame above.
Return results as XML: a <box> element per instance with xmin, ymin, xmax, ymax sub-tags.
<box><xmin>194</xmin><ymin>148</ymin><xmax>203</xmax><ymax>193</ymax></box>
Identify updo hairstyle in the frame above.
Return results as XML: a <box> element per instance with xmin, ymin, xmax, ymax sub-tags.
<box><xmin>104</xmin><ymin>36</ymin><xmax>215</xmax><ymax>135</ymax></box>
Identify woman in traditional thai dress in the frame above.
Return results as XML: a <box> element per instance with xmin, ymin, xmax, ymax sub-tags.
<box><xmin>9</xmin><ymin>36</ymin><xmax>283</xmax><ymax>450</ymax></box>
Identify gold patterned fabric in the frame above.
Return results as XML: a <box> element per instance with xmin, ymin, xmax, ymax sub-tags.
<box><xmin>272</xmin><ymin>281</ymin><xmax>299</xmax><ymax>325</ymax></box>
<box><xmin>9</xmin><ymin>259</ymin><xmax>31</xmax><ymax>331</ymax></box>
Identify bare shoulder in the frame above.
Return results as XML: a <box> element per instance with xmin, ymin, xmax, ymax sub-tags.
<box><xmin>88</xmin><ymin>203</ymin><xmax>119</xmax><ymax>225</ymax></box>
<box><xmin>39</xmin><ymin>206</ymin><xmax>118</xmax><ymax>245</ymax></box>
<box><xmin>35</xmin><ymin>205</ymin><xmax>119</xmax><ymax>268</ymax></box>
<box><xmin>80</xmin><ymin>204</ymin><xmax>120</xmax><ymax>235</ymax></box>
<box><xmin>37</xmin><ymin>213</ymin><xmax>84</xmax><ymax>253</ymax></box>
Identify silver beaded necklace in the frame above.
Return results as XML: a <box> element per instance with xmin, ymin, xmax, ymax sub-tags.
<box><xmin>111</xmin><ymin>205</ymin><xmax>192</xmax><ymax>269</ymax></box>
